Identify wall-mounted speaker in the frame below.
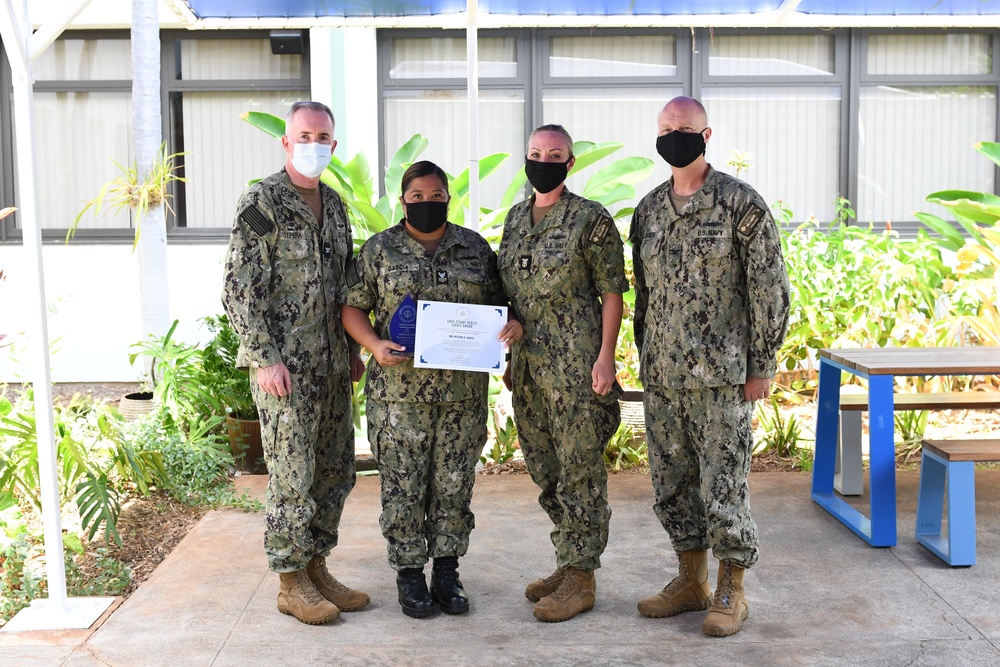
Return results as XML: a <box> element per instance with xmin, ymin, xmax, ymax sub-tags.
<box><xmin>270</xmin><ymin>30</ymin><xmax>304</xmax><ymax>55</ymax></box>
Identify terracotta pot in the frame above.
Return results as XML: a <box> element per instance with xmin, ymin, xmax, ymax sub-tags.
<box><xmin>225</xmin><ymin>413</ymin><xmax>266</xmax><ymax>474</ymax></box>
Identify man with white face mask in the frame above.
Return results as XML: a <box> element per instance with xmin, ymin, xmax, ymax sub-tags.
<box><xmin>223</xmin><ymin>101</ymin><xmax>369</xmax><ymax>625</ymax></box>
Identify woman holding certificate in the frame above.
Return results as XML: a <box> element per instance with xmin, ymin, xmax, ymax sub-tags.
<box><xmin>342</xmin><ymin>160</ymin><xmax>522</xmax><ymax>619</ymax></box>
<box><xmin>498</xmin><ymin>124</ymin><xmax>628</xmax><ymax>623</ymax></box>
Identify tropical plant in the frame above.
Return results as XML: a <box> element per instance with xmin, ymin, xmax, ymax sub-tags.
<box><xmin>69</xmin><ymin>142</ymin><xmax>187</xmax><ymax>249</ymax></box>
<box><xmin>894</xmin><ymin>409</ymin><xmax>929</xmax><ymax>465</ymax></box>
<box><xmin>754</xmin><ymin>397</ymin><xmax>805</xmax><ymax>459</ymax></box>
<box><xmin>480</xmin><ymin>140</ymin><xmax>654</xmax><ymax>236</ymax></box>
<box><xmin>200</xmin><ymin>314</ymin><xmax>257</xmax><ymax>420</ymax></box>
<box><xmin>129</xmin><ymin>319</ymin><xmax>223</xmax><ymax>428</ymax></box>
<box><xmin>0</xmin><ymin>394</ymin><xmax>165</xmax><ymax>546</ymax></box>
<box><xmin>482</xmin><ymin>416</ymin><xmax>519</xmax><ymax>466</ymax></box>
<box><xmin>726</xmin><ymin>149</ymin><xmax>753</xmax><ymax>180</ymax></box>
<box><xmin>603</xmin><ymin>422</ymin><xmax>644</xmax><ymax>471</ymax></box>
<box><xmin>914</xmin><ymin>140</ymin><xmax>1000</xmax><ymax>348</ymax></box>
<box><xmin>777</xmin><ymin>202</ymin><xmax>950</xmax><ymax>393</ymax></box>
<box><xmin>240</xmin><ymin>111</ymin><xmax>655</xmax><ymax>244</ymax></box>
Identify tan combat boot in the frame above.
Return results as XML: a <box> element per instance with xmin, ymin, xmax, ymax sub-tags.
<box><xmin>702</xmin><ymin>561</ymin><xmax>749</xmax><ymax>637</ymax></box>
<box><xmin>306</xmin><ymin>556</ymin><xmax>371</xmax><ymax>612</ymax></box>
<box><xmin>637</xmin><ymin>550</ymin><xmax>712</xmax><ymax>618</ymax></box>
<box><xmin>277</xmin><ymin>569</ymin><xmax>340</xmax><ymax>625</ymax></box>
<box><xmin>532</xmin><ymin>567</ymin><xmax>595</xmax><ymax>622</ymax></box>
<box><xmin>524</xmin><ymin>567</ymin><xmax>567</xmax><ymax>602</ymax></box>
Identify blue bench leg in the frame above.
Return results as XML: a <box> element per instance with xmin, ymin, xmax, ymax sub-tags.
<box><xmin>947</xmin><ymin>461</ymin><xmax>977</xmax><ymax>566</ymax></box>
<box><xmin>915</xmin><ymin>450</ymin><xmax>977</xmax><ymax>566</ymax></box>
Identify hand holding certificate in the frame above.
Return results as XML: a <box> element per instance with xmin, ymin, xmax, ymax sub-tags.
<box><xmin>413</xmin><ymin>301</ymin><xmax>507</xmax><ymax>373</ymax></box>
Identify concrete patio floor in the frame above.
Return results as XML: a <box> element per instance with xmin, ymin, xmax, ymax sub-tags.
<box><xmin>3</xmin><ymin>469</ymin><xmax>1000</xmax><ymax>666</ymax></box>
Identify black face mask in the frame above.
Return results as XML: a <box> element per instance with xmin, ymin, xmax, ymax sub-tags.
<box><xmin>404</xmin><ymin>200</ymin><xmax>449</xmax><ymax>234</ymax></box>
<box><xmin>524</xmin><ymin>158</ymin><xmax>571</xmax><ymax>194</ymax></box>
<box><xmin>656</xmin><ymin>131</ymin><xmax>706</xmax><ymax>168</ymax></box>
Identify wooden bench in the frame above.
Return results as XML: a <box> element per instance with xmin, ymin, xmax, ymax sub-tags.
<box><xmin>835</xmin><ymin>392</ymin><xmax>1000</xmax><ymax>496</ymax></box>
<box><xmin>915</xmin><ymin>438</ymin><xmax>1000</xmax><ymax>566</ymax></box>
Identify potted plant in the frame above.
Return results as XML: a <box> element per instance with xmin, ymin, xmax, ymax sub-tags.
<box><xmin>201</xmin><ymin>314</ymin><xmax>265</xmax><ymax>474</ymax></box>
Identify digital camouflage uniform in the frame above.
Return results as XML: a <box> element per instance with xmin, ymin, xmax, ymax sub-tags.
<box><xmin>498</xmin><ymin>189</ymin><xmax>628</xmax><ymax>571</ymax></box>
<box><xmin>629</xmin><ymin>166</ymin><xmax>791</xmax><ymax>568</ymax></box>
<box><xmin>344</xmin><ymin>222</ymin><xmax>505</xmax><ymax>571</ymax></box>
<box><xmin>222</xmin><ymin>168</ymin><xmax>357</xmax><ymax>573</ymax></box>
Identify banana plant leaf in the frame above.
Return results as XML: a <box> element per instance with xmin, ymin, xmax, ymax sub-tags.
<box><xmin>914</xmin><ymin>212</ymin><xmax>965</xmax><ymax>252</ymax></box>
<box><xmin>975</xmin><ymin>141</ymin><xmax>1000</xmax><ymax>169</ymax></box>
<box><xmin>451</xmin><ymin>153</ymin><xmax>510</xmax><ymax>199</ymax></box>
<box><xmin>926</xmin><ymin>190</ymin><xmax>1000</xmax><ymax>225</ymax></box>
<box><xmin>570</xmin><ymin>141</ymin><xmax>624</xmax><ymax>174</ymax></box>
<box><xmin>241</xmin><ymin>111</ymin><xmax>284</xmax><ymax>139</ymax></box>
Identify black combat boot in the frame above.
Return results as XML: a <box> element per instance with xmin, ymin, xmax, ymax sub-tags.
<box><xmin>396</xmin><ymin>567</ymin><xmax>436</xmax><ymax>618</ymax></box>
<box><xmin>431</xmin><ymin>556</ymin><xmax>470</xmax><ymax>615</ymax></box>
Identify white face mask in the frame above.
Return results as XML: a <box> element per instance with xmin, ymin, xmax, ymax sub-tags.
<box><xmin>290</xmin><ymin>142</ymin><xmax>332</xmax><ymax>178</ymax></box>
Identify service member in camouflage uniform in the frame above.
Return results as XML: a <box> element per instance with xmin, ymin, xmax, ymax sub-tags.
<box><xmin>342</xmin><ymin>161</ymin><xmax>522</xmax><ymax>619</ymax></box>
<box><xmin>630</xmin><ymin>96</ymin><xmax>790</xmax><ymax>637</ymax></box>
<box><xmin>497</xmin><ymin>124</ymin><xmax>628</xmax><ymax>623</ymax></box>
<box><xmin>222</xmin><ymin>101</ymin><xmax>370</xmax><ymax>626</ymax></box>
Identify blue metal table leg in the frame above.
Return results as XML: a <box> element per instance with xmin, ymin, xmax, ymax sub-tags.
<box><xmin>867</xmin><ymin>375</ymin><xmax>897</xmax><ymax>546</ymax></box>
<box><xmin>812</xmin><ymin>358</ymin><xmax>840</xmax><ymax>497</ymax></box>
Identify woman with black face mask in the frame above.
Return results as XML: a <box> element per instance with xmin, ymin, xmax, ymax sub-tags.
<box><xmin>497</xmin><ymin>125</ymin><xmax>629</xmax><ymax>623</ymax></box>
<box><xmin>342</xmin><ymin>160</ymin><xmax>522</xmax><ymax>619</ymax></box>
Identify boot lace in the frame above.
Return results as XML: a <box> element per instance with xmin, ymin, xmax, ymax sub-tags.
<box><xmin>662</xmin><ymin>559</ymin><xmax>692</xmax><ymax>595</ymax></box>
<box><xmin>712</xmin><ymin>567</ymin><xmax>735</xmax><ymax>609</ymax></box>
<box><xmin>313</xmin><ymin>560</ymin><xmax>350</xmax><ymax>594</ymax></box>
<box><xmin>543</xmin><ymin>568</ymin><xmax>567</xmax><ymax>586</ymax></box>
<box><xmin>295</xmin><ymin>570</ymin><xmax>327</xmax><ymax>605</ymax></box>
<box><xmin>548</xmin><ymin>569</ymin><xmax>580</xmax><ymax>603</ymax></box>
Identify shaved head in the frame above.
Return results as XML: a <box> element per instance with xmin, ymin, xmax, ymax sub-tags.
<box><xmin>657</xmin><ymin>96</ymin><xmax>709</xmax><ymax>135</ymax></box>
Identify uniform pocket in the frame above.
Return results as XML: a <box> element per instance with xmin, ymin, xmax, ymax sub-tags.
<box><xmin>687</xmin><ymin>237</ymin><xmax>734</xmax><ymax>287</ymax></box>
<box><xmin>275</xmin><ymin>237</ymin><xmax>314</xmax><ymax>286</ymax></box>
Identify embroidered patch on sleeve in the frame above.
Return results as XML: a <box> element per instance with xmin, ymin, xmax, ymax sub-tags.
<box><xmin>736</xmin><ymin>204</ymin><xmax>766</xmax><ymax>241</ymax></box>
<box><xmin>346</xmin><ymin>257</ymin><xmax>361</xmax><ymax>288</ymax></box>
<box><xmin>588</xmin><ymin>217</ymin><xmax>614</xmax><ymax>246</ymax></box>
<box><xmin>240</xmin><ymin>205</ymin><xmax>273</xmax><ymax>237</ymax></box>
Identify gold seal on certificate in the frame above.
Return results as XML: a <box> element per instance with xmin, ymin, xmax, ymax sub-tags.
<box><xmin>388</xmin><ymin>294</ymin><xmax>417</xmax><ymax>357</ymax></box>
<box><xmin>413</xmin><ymin>300</ymin><xmax>507</xmax><ymax>373</ymax></box>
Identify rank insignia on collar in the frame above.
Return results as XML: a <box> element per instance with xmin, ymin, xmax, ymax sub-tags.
<box><xmin>436</xmin><ymin>270</ymin><xmax>449</xmax><ymax>284</ymax></box>
<box><xmin>519</xmin><ymin>255</ymin><xmax>532</xmax><ymax>271</ymax></box>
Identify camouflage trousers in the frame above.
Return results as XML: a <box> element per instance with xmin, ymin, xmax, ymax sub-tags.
<box><xmin>644</xmin><ymin>383</ymin><xmax>759</xmax><ymax>568</ymax></box>
<box><xmin>513</xmin><ymin>370</ymin><xmax>619</xmax><ymax>571</ymax></box>
<box><xmin>367</xmin><ymin>397</ymin><xmax>487</xmax><ymax>571</ymax></box>
<box><xmin>251</xmin><ymin>368</ymin><xmax>356</xmax><ymax>573</ymax></box>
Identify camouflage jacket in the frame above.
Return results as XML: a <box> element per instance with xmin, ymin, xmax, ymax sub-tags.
<box><xmin>498</xmin><ymin>189</ymin><xmax>628</xmax><ymax>389</ymax></box>
<box><xmin>345</xmin><ymin>222</ymin><xmax>506</xmax><ymax>403</ymax></box>
<box><xmin>628</xmin><ymin>166</ymin><xmax>791</xmax><ymax>389</ymax></box>
<box><xmin>222</xmin><ymin>168</ymin><xmax>354</xmax><ymax>377</ymax></box>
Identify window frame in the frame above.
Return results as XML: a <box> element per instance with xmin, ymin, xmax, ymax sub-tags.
<box><xmin>0</xmin><ymin>29</ymin><xmax>310</xmax><ymax>245</ymax></box>
<box><xmin>161</xmin><ymin>29</ymin><xmax>311</xmax><ymax>240</ymax></box>
<box><xmin>854</xmin><ymin>27</ymin><xmax>1000</xmax><ymax>234</ymax></box>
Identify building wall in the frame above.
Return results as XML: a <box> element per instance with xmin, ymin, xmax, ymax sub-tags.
<box><xmin>0</xmin><ymin>244</ymin><xmax>226</xmax><ymax>382</ymax></box>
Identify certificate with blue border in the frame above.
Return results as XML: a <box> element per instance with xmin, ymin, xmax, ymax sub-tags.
<box><xmin>413</xmin><ymin>300</ymin><xmax>507</xmax><ymax>373</ymax></box>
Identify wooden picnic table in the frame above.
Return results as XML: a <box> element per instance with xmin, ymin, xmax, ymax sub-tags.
<box><xmin>811</xmin><ymin>346</ymin><xmax>1000</xmax><ymax>547</ymax></box>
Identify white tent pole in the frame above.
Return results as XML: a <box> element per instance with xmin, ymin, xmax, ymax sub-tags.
<box><xmin>4</xmin><ymin>0</ymin><xmax>68</xmax><ymax>612</ymax></box>
<box><xmin>466</xmin><ymin>0</ymin><xmax>480</xmax><ymax>230</ymax></box>
<box><xmin>27</xmin><ymin>0</ymin><xmax>93</xmax><ymax>60</ymax></box>
<box><xmin>1</xmin><ymin>0</ymin><xmax>112</xmax><ymax>634</ymax></box>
